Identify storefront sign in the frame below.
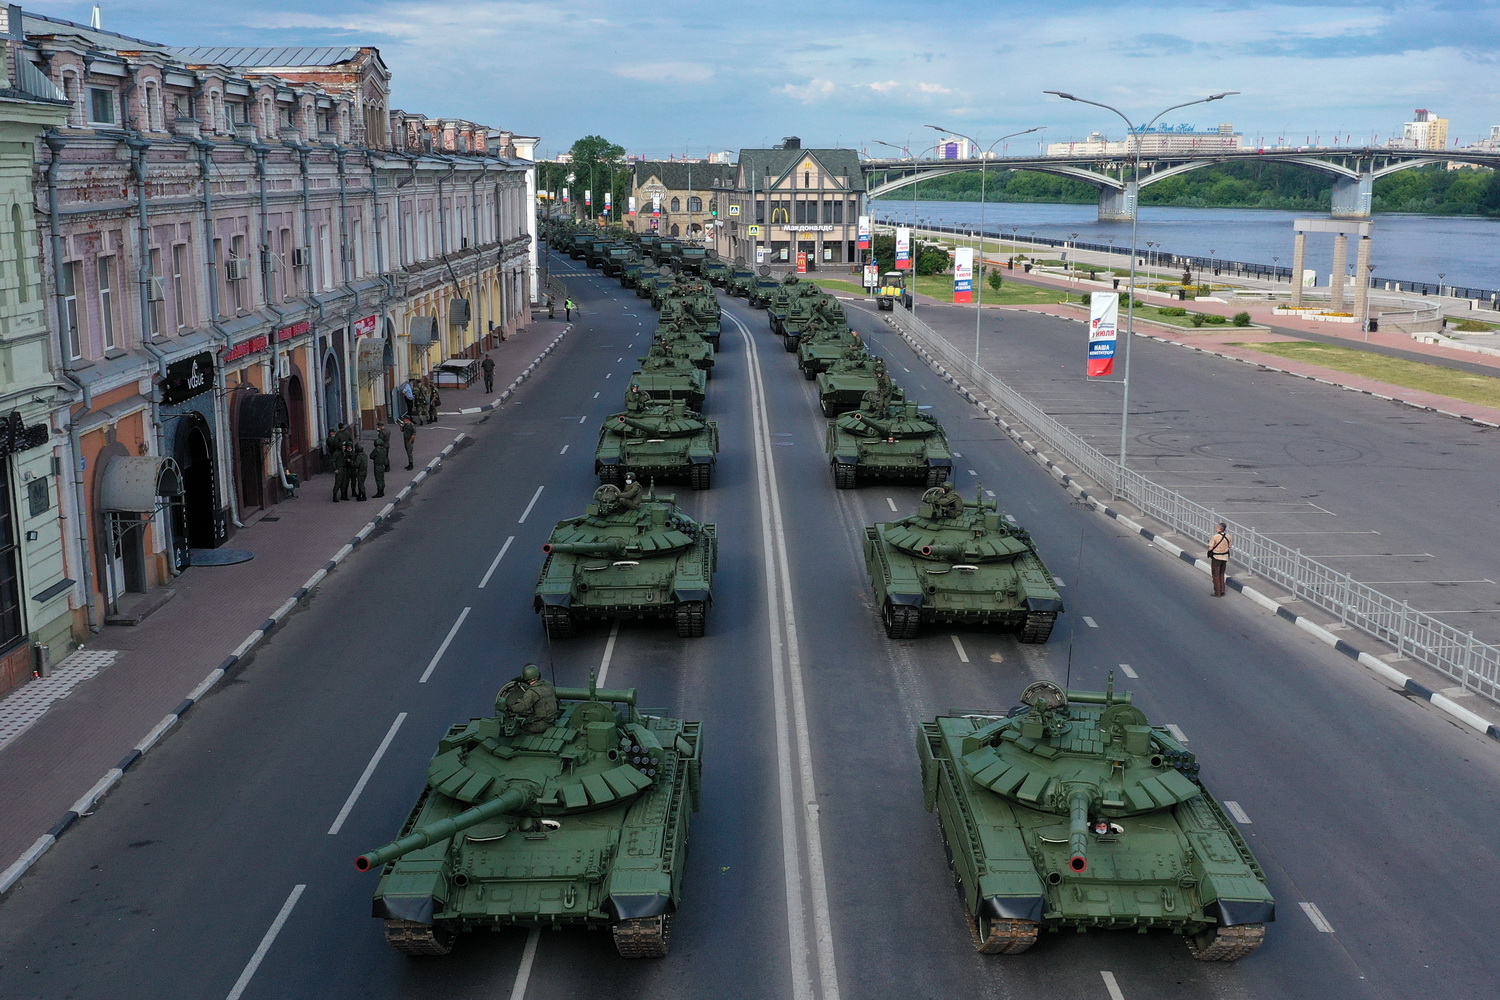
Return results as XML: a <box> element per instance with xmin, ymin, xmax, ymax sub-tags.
<box><xmin>796</xmin><ymin>252</ymin><xmax>808</xmax><ymax>274</ymax></box>
<box><xmin>222</xmin><ymin>334</ymin><xmax>269</xmax><ymax>363</ymax></box>
<box><xmin>161</xmin><ymin>351</ymin><xmax>216</xmax><ymax>405</ymax></box>
<box><xmin>275</xmin><ymin>320</ymin><xmax>312</xmax><ymax>342</ymax></box>
<box><xmin>1088</xmin><ymin>292</ymin><xmax>1119</xmax><ymax>377</ymax></box>
<box><xmin>352</xmin><ymin>315</ymin><xmax>378</xmax><ymax>338</ymax></box>
<box><xmin>895</xmin><ymin>227</ymin><xmax>912</xmax><ymax>271</ymax></box>
<box><xmin>780</xmin><ymin>224</ymin><xmax>835</xmax><ymax>233</ymax></box>
<box><xmin>953</xmin><ymin>247</ymin><xmax>974</xmax><ymax>304</ymax></box>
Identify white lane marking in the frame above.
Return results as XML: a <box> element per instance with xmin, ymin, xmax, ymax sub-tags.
<box><xmin>420</xmin><ymin>607</ymin><xmax>471</xmax><ymax>683</ymax></box>
<box><xmin>1224</xmin><ymin>800</ymin><xmax>1252</xmax><ymax>824</ymax></box>
<box><xmin>1119</xmin><ymin>663</ymin><xmax>1138</xmax><ymax>678</ymax></box>
<box><xmin>479</xmin><ymin>536</ymin><xmax>515</xmax><ymax>589</ymax></box>
<box><xmin>966</xmin><ymin>469</ymin><xmax>977</xmax><ymax>476</ymax></box>
<box><xmin>506</xmin><ymin>928</ymin><xmax>541</xmax><ymax>1000</ymax></box>
<box><xmin>1166</xmin><ymin>723</ymin><xmax>1189</xmax><ymax>743</ymax></box>
<box><xmin>596</xmin><ymin>621</ymin><xmax>621</xmax><ymax>688</ymax></box>
<box><xmin>560</xmin><ymin>444</ymin><xmax>570</xmax><ymax>455</ymax></box>
<box><xmin>225</xmin><ymin>884</ymin><xmax>306</xmax><ymax>1000</ymax></box>
<box><xmin>949</xmin><ymin>635</ymin><xmax>969</xmax><ymax>663</ymax></box>
<box><xmin>984</xmin><ymin>490</ymin><xmax>995</xmax><ymax>498</ymax></box>
<box><xmin>1083</xmin><ymin>616</ymin><xmax>1099</xmax><ymax>628</ymax></box>
<box><xmin>1053</xmin><ymin>576</ymin><xmax>1065</xmax><ymax>587</ymax></box>
<box><xmin>328</xmin><ymin>713</ymin><xmax>407</xmax><ymax>835</ymax></box>
<box><xmin>593</xmin><ymin>392</ymin><xmax>600</xmax><ymax>399</ymax></box>
<box><xmin>605</xmin><ymin>372</ymin><xmax>612</xmax><ymax>379</ymax></box>
<box><xmin>578</xmin><ymin>415</ymin><xmax>587</xmax><ymax>423</ymax></box>
<box><xmin>518</xmin><ymin>485</ymin><xmax>545</xmax><ymax>523</ymax></box>
<box><xmin>886</xmin><ymin>497</ymin><xmax>898</xmax><ymax>512</ymax></box>
<box><xmin>617</xmin><ymin>357</ymin><xmax>623</xmax><ymax>362</ymax></box>
<box><xmin>952</xmin><ymin>451</ymin><xmax>962</xmax><ymax>458</ymax></box>
<box><xmin>735</xmin><ymin>311</ymin><xmax>841</xmax><ymax>1000</ymax></box>
<box><xmin>1300</xmin><ymin>901</ymin><xmax>1335</xmax><ymax>933</ymax></box>
<box><xmin>1101</xmin><ymin>971</ymin><xmax>1125</xmax><ymax>1000</ymax></box>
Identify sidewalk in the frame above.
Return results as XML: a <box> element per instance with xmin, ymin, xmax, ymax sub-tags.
<box><xmin>0</xmin><ymin>315</ymin><xmax>573</xmax><ymax>892</ymax></box>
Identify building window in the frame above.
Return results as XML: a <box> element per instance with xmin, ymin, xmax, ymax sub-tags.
<box><xmin>0</xmin><ymin>472</ymin><xmax>23</xmax><ymax>646</ymax></box>
<box><xmin>97</xmin><ymin>256</ymin><xmax>116</xmax><ymax>350</ymax></box>
<box><xmin>60</xmin><ymin>261</ymin><xmax>81</xmax><ymax>359</ymax></box>
<box><xmin>229</xmin><ymin>234</ymin><xmax>247</xmax><ymax>311</ymax></box>
<box><xmin>89</xmin><ymin>87</ymin><xmax>117</xmax><ymax>125</ymax></box>
<box><xmin>688</xmin><ymin>196</ymin><xmax>702</xmax><ymax>213</ymax></box>
<box><xmin>11</xmin><ymin>205</ymin><xmax>27</xmax><ymax>303</ymax></box>
<box><xmin>823</xmin><ymin>200</ymin><xmax>843</xmax><ymax>224</ymax></box>
<box><xmin>769</xmin><ymin>201</ymin><xmax>789</xmax><ymax>224</ymax></box>
<box><xmin>795</xmin><ymin>201</ymin><xmax>818</xmax><ymax>225</ymax></box>
<box><xmin>669</xmin><ymin>197</ymin><xmax>681</xmax><ymax>213</ymax></box>
<box><xmin>172</xmin><ymin>243</ymin><xmax>189</xmax><ymax>329</ymax></box>
<box><xmin>278</xmin><ymin>228</ymin><xmax>292</xmax><ymax>300</ymax></box>
<box><xmin>147</xmin><ymin>248</ymin><xmax>164</xmax><ymax>337</ymax></box>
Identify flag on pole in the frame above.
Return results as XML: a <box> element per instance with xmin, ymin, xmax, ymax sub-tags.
<box><xmin>1088</xmin><ymin>292</ymin><xmax>1119</xmax><ymax>377</ymax></box>
<box><xmin>953</xmin><ymin>247</ymin><xmax>974</xmax><ymax>304</ymax></box>
<box><xmin>895</xmin><ymin>227</ymin><xmax>911</xmax><ymax>270</ymax></box>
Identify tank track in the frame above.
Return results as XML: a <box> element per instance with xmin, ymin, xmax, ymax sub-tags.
<box><xmin>542</xmin><ymin>606</ymin><xmax>576</xmax><ymax>639</ymax></box>
<box><xmin>599</xmin><ymin>465</ymin><xmax>624</xmax><ymax>487</ymax></box>
<box><xmin>1019</xmin><ymin>611</ymin><xmax>1056</xmax><ymax>644</ymax></box>
<box><xmin>612</xmin><ymin>914</ymin><xmax>673</xmax><ymax>958</ymax></box>
<box><xmin>675</xmin><ymin>600</ymin><xmax>707</xmax><ymax>638</ymax></box>
<box><xmin>883</xmin><ymin>602</ymin><xmax>921</xmax><ymax>640</ymax></box>
<box><xmin>972</xmin><ymin>915</ymin><xmax>1039</xmax><ymax>955</ymax></box>
<box><xmin>784</xmin><ymin>335</ymin><xmax>800</xmax><ymax>353</ymax></box>
<box><xmin>925</xmin><ymin>466</ymin><xmax>949</xmax><ymax>488</ymax></box>
<box><xmin>1187</xmin><ymin>923</ymin><xmax>1265</xmax><ymax>962</ymax></box>
<box><xmin>383</xmin><ymin>919</ymin><xmax>455</xmax><ymax>956</ymax></box>
<box><xmin>833</xmin><ymin>462</ymin><xmax>857</xmax><ymax>489</ymax></box>
<box><xmin>688</xmin><ymin>464</ymin><xmax>712</xmax><ymax>490</ymax></box>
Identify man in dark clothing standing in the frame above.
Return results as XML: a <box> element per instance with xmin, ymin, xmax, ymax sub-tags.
<box><xmin>371</xmin><ymin>427</ymin><xmax>391</xmax><ymax>498</ymax></box>
<box><xmin>400</xmin><ymin>415</ymin><xmax>416</xmax><ymax>470</ymax></box>
<box><xmin>330</xmin><ymin>438</ymin><xmax>349</xmax><ymax>502</ymax></box>
<box><xmin>482</xmin><ymin>353</ymin><xmax>496</xmax><ymax>393</ymax></box>
<box><xmin>349</xmin><ymin>441</ymin><xmax>368</xmax><ymax>501</ymax></box>
<box><xmin>1208</xmin><ymin>522</ymin><xmax>1231</xmax><ymax>597</ymax></box>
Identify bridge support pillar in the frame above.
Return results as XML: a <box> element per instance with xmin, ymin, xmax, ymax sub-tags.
<box><xmin>1330</xmin><ymin>234</ymin><xmax>1350</xmax><ymax>312</ymax></box>
<box><xmin>1331</xmin><ymin>173</ymin><xmax>1373</xmax><ymax>219</ymax></box>
<box><xmin>1290</xmin><ymin>232</ymin><xmax>1308</xmax><ymax>307</ymax></box>
<box><xmin>1097</xmin><ymin>182</ymin><xmax>1137</xmax><ymax>222</ymax></box>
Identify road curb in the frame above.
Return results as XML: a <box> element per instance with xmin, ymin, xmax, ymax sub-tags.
<box><xmin>1</xmin><ymin>329</ymin><xmax>570</xmax><ymax>897</ymax></box>
<box><xmin>886</xmin><ymin>319</ymin><xmax>1500</xmax><ymax>745</ymax></box>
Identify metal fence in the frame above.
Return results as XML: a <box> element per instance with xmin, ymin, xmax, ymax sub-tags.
<box><xmin>887</xmin><ymin>306</ymin><xmax>1500</xmax><ymax>706</ymax></box>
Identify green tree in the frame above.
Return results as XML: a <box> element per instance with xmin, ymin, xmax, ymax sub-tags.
<box><xmin>567</xmin><ymin>135</ymin><xmax>627</xmax><ymax>220</ymax></box>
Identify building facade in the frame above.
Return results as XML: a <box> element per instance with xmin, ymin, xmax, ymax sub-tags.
<box><xmin>0</xmin><ymin>8</ymin><xmax>535</xmax><ymax>691</ymax></box>
<box><xmin>710</xmin><ymin>143</ymin><xmax>865</xmax><ymax>268</ymax></box>
<box><xmin>626</xmin><ymin>161</ymin><xmax>733</xmax><ymax>241</ymax></box>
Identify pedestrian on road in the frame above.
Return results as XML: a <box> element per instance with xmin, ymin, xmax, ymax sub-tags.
<box><xmin>564</xmin><ymin>297</ymin><xmax>575</xmax><ymax>321</ymax></box>
<box><xmin>350</xmin><ymin>440</ymin><xmax>369</xmax><ymax>501</ymax></box>
<box><xmin>547</xmin><ymin>293</ymin><xmax>556</xmax><ymax>319</ymax></box>
<box><xmin>1208</xmin><ymin>522</ymin><xmax>1231</xmax><ymax>597</ymax></box>
<box><xmin>330</xmin><ymin>438</ymin><xmax>349</xmax><ymax>502</ymax></box>
<box><xmin>482</xmin><ymin>353</ymin><xmax>495</xmax><ymax>393</ymax></box>
<box><xmin>371</xmin><ymin>427</ymin><xmax>391</xmax><ymax>498</ymax></box>
<box><xmin>401</xmin><ymin>415</ymin><xmax>416</xmax><ymax>470</ymax></box>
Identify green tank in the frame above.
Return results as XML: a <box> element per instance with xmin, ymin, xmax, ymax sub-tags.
<box><xmin>631</xmin><ymin>345</ymin><xmax>707</xmax><ymax>408</ymax></box>
<box><xmin>816</xmin><ymin>351</ymin><xmax>904</xmax><ymax>417</ymax></box>
<box><xmin>768</xmin><ymin>278</ymin><xmax>820</xmax><ymax>338</ymax></box>
<box><xmin>795</xmin><ymin>302</ymin><xmax>860</xmax><ymax>373</ymax></box>
<box><xmin>863</xmin><ymin>485</ymin><xmax>1062</xmax><ymax>640</ymax></box>
<box><xmin>595</xmin><ymin>399</ymin><xmax>718</xmax><ymax>490</ymax></box>
<box><xmin>533</xmin><ymin>485</ymin><xmax>717</xmax><ymax>637</ymax></box>
<box><xmin>827</xmin><ymin>399</ymin><xmax>953</xmax><ymax>489</ymax></box>
<box><xmin>654</xmin><ymin>322</ymin><xmax>715</xmax><ymax>373</ymax></box>
<box><xmin>356</xmin><ymin>678</ymin><xmax>703</xmax><ymax>957</ymax></box>
<box><xmin>917</xmin><ymin>678</ymin><xmax>1274</xmax><ymax>959</ymax></box>
<box><xmin>657</xmin><ymin>280</ymin><xmax>722</xmax><ymax>349</ymax></box>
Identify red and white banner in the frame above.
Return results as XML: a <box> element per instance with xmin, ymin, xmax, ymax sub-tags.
<box><xmin>1088</xmin><ymin>292</ymin><xmax>1119</xmax><ymax>377</ymax></box>
<box><xmin>895</xmin><ymin>227</ymin><xmax>911</xmax><ymax>270</ymax></box>
<box><xmin>953</xmin><ymin>247</ymin><xmax>974</xmax><ymax>304</ymax></box>
<box><xmin>796</xmin><ymin>252</ymin><xmax>808</xmax><ymax>274</ymax></box>
<box><xmin>857</xmin><ymin>215</ymin><xmax>871</xmax><ymax>250</ymax></box>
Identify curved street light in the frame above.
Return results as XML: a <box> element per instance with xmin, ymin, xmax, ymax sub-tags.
<box><xmin>1044</xmin><ymin>89</ymin><xmax>1239</xmax><ymax>494</ymax></box>
<box><xmin>925</xmin><ymin>125</ymin><xmax>1042</xmax><ymax>362</ymax></box>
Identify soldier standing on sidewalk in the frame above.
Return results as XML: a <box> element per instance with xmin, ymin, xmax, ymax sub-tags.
<box><xmin>371</xmin><ymin>427</ymin><xmax>391</xmax><ymax>498</ymax></box>
<box><xmin>401</xmin><ymin>415</ymin><xmax>416</xmax><ymax>470</ymax></box>
<box><xmin>482</xmin><ymin>354</ymin><xmax>496</xmax><ymax>393</ymax></box>
<box><xmin>350</xmin><ymin>440</ymin><xmax>369</xmax><ymax>502</ymax></box>
<box><xmin>330</xmin><ymin>438</ymin><xmax>349</xmax><ymax>502</ymax></box>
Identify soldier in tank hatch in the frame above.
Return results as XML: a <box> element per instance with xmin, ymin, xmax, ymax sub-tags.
<box><xmin>499</xmin><ymin>664</ymin><xmax>558</xmax><ymax>734</ymax></box>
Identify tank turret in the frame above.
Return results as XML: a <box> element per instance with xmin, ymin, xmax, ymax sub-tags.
<box><xmin>356</xmin><ymin>783</ymin><xmax>538</xmax><ymax>872</ymax></box>
<box><xmin>597</xmin><ymin>404</ymin><xmax>718</xmax><ymax>490</ymax></box>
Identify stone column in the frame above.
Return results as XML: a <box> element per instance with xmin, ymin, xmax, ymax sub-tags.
<box><xmin>1329</xmin><ymin>233</ymin><xmax>1349</xmax><ymax>313</ymax></box>
<box><xmin>1352</xmin><ymin>235</ymin><xmax>1373</xmax><ymax>330</ymax></box>
<box><xmin>1290</xmin><ymin>231</ymin><xmax>1308</xmax><ymax>308</ymax></box>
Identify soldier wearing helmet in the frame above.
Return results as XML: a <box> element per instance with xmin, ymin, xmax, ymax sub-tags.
<box><xmin>499</xmin><ymin>663</ymin><xmax>559</xmax><ymax>733</ymax></box>
<box><xmin>617</xmin><ymin>471</ymin><xmax>644</xmax><ymax>510</ymax></box>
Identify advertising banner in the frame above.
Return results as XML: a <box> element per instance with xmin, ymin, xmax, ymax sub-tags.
<box><xmin>628</xmin><ymin>196</ymin><xmax>636</xmax><ymax>216</ymax></box>
<box><xmin>857</xmin><ymin>215</ymin><xmax>871</xmax><ymax>250</ymax></box>
<box><xmin>895</xmin><ymin>227</ymin><xmax>911</xmax><ymax>270</ymax></box>
<box><xmin>604</xmin><ymin>191</ymin><xmax>612</xmax><ymax>211</ymax></box>
<box><xmin>796</xmin><ymin>252</ymin><xmax>808</xmax><ymax>274</ymax></box>
<box><xmin>652</xmin><ymin>193</ymin><xmax>661</xmax><ymax>216</ymax></box>
<box><xmin>562</xmin><ymin>187</ymin><xmax>569</xmax><ymax>202</ymax></box>
<box><xmin>584</xmin><ymin>189</ymin><xmax>592</xmax><ymax>206</ymax></box>
<box><xmin>863</xmin><ymin>263</ymin><xmax>880</xmax><ymax>288</ymax></box>
<box><xmin>953</xmin><ymin>247</ymin><xmax>974</xmax><ymax>304</ymax></box>
<box><xmin>1088</xmin><ymin>292</ymin><xmax>1119</xmax><ymax>377</ymax></box>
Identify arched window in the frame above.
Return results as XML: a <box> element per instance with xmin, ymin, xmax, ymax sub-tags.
<box><xmin>669</xmin><ymin>224</ymin><xmax>680</xmax><ymax>237</ymax></box>
<box><xmin>669</xmin><ymin>197</ymin><xmax>681</xmax><ymax>212</ymax></box>
<box><xmin>688</xmin><ymin>196</ymin><xmax>702</xmax><ymax>213</ymax></box>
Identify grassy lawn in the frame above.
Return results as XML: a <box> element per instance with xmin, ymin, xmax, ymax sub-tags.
<box><xmin>1231</xmin><ymin>340</ymin><xmax>1500</xmax><ymax>409</ymax></box>
<box><xmin>802</xmin><ymin>277</ymin><xmax>869</xmax><ymax>296</ymax></box>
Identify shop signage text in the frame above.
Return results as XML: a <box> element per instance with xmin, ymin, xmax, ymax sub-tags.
<box><xmin>222</xmin><ymin>334</ymin><xmax>269</xmax><ymax>363</ymax></box>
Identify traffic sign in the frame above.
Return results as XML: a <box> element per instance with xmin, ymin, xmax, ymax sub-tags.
<box><xmin>729</xmin><ymin>204</ymin><xmax>741</xmax><ymax>216</ymax></box>
<box><xmin>747</xmin><ymin>225</ymin><xmax>761</xmax><ymax>236</ymax></box>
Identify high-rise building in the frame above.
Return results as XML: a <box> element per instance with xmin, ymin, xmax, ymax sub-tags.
<box><xmin>1401</xmin><ymin>109</ymin><xmax>1450</xmax><ymax>150</ymax></box>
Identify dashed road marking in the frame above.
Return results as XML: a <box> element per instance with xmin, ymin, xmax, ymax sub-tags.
<box><xmin>1300</xmin><ymin>901</ymin><xmax>1335</xmax><ymax>933</ymax></box>
<box><xmin>560</xmin><ymin>444</ymin><xmax>570</xmax><ymax>454</ymax></box>
<box><xmin>420</xmin><ymin>607</ymin><xmax>471</xmax><ymax>683</ymax></box>
<box><xmin>1119</xmin><ymin>663</ymin><xmax>1138</xmax><ymax>678</ymax></box>
<box><xmin>1083</xmin><ymin>616</ymin><xmax>1098</xmax><ymax>628</ymax></box>
<box><xmin>479</xmin><ymin>536</ymin><xmax>514</xmax><ymax>589</ymax></box>
<box><xmin>328</xmin><ymin>713</ymin><xmax>407</xmax><ymax>835</ymax></box>
<box><xmin>519</xmin><ymin>485</ymin><xmax>545</xmax><ymax>523</ymax></box>
<box><xmin>226</xmin><ymin>884</ymin><xmax>306</xmax><ymax>1000</ymax></box>
<box><xmin>1224</xmin><ymin>800</ymin><xmax>1252</xmax><ymax>824</ymax></box>
<box><xmin>1101</xmin><ymin>971</ymin><xmax>1125</xmax><ymax>1000</ymax></box>
<box><xmin>950</xmin><ymin>635</ymin><xmax>969</xmax><ymax>663</ymax></box>
<box><xmin>886</xmin><ymin>497</ymin><xmax>898</xmax><ymax>511</ymax></box>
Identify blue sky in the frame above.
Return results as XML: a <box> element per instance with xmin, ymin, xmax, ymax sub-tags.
<box><xmin>30</xmin><ymin>0</ymin><xmax>1500</xmax><ymax>158</ymax></box>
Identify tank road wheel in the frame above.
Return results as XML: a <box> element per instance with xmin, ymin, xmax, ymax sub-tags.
<box><xmin>599</xmin><ymin>465</ymin><xmax>623</xmax><ymax>487</ymax></box>
<box><xmin>383</xmin><ymin>919</ymin><xmax>456</xmax><ymax>956</ymax></box>
<box><xmin>1019</xmin><ymin>611</ymin><xmax>1057</xmax><ymax>644</ymax></box>
<box><xmin>542</xmin><ymin>606</ymin><xmax>576</xmax><ymax>640</ymax></box>
<box><xmin>612</xmin><ymin>914</ymin><xmax>673</xmax><ymax>958</ymax></box>
<box><xmin>833</xmin><ymin>462</ymin><xmax>857</xmax><ymax>490</ymax></box>
<box><xmin>972</xmin><ymin>914</ymin><xmax>1038</xmax><ymax>955</ymax></box>
<box><xmin>1187</xmin><ymin>923</ymin><xmax>1265</xmax><ymax>962</ymax></box>
<box><xmin>688</xmin><ymin>464</ymin><xmax>712</xmax><ymax>490</ymax></box>
<box><xmin>675</xmin><ymin>600</ymin><xmax>707</xmax><ymax>638</ymax></box>
<box><xmin>883</xmin><ymin>601</ymin><xmax>921</xmax><ymax>640</ymax></box>
<box><xmin>924</xmin><ymin>465</ymin><xmax>948</xmax><ymax>488</ymax></box>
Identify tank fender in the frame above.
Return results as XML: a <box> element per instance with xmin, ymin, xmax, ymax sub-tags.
<box><xmin>1025</xmin><ymin>596</ymin><xmax>1065</xmax><ymax>614</ymax></box>
<box><xmin>927</xmin><ymin>457</ymin><xmax>953</xmax><ymax>468</ymax></box>
<box><xmin>688</xmin><ymin>454</ymin><xmax>714</xmax><ymax>465</ymax></box>
<box><xmin>374</xmin><ymin>894</ymin><xmax>437</xmax><ymax>924</ymax></box>
<box><xmin>981</xmin><ymin>894</ymin><xmax>1046</xmax><ymax>923</ymax></box>
<box><xmin>888</xmin><ymin>592</ymin><xmax>924</xmax><ymax>608</ymax></box>
<box><xmin>673</xmin><ymin>588</ymin><xmax>711</xmax><ymax>604</ymax></box>
<box><xmin>596</xmin><ymin>456</ymin><xmax>621</xmax><ymax>467</ymax></box>
<box><xmin>608</xmin><ymin>891</ymin><xmax>674</xmax><ymax>920</ymax></box>
<box><xmin>535</xmin><ymin>593</ymin><xmax>575</xmax><ymax>609</ymax></box>
<box><xmin>1204</xmin><ymin>898</ymin><xmax>1277</xmax><ymax>926</ymax></box>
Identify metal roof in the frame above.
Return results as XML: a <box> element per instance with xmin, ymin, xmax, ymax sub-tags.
<box><xmin>22</xmin><ymin>11</ymin><xmax>171</xmax><ymax>51</ymax></box>
<box><xmin>167</xmin><ymin>46</ymin><xmax>364</xmax><ymax>68</ymax></box>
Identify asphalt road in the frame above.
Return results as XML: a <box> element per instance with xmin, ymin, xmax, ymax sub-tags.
<box><xmin>0</xmin><ymin>250</ymin><xmax>1496</xmax><ymax>1000</ymax></box>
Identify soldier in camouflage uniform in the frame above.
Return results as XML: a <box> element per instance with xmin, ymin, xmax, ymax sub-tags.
<box><xmin>928</xmin><ymin>482</ymin><xmax>962</xmax><ymax>519</ymax></box>
<box><xmin>498</xmin><ymin>664</ymin><xmax>558</xmax><ymax>734</ymax></box>
<box><xmin>350</xmin><ymin>440</ymin><xmax>369</xmax><ymax>501</ymax></box>
<box><xmin>617</xmin><ymin>471</ymin><xmax>644</xmax><ymax>510</ymax></box>
<box><xmin>400</xmin><ymin>415</ymin><xmax>416</xmax><ymax>470</ymax></box>
<box><xmin>330</xmin><ymin>437</ymin><xmax>349</xmax><ymax>502</ymax></box>
<box><xmin>371</xmin><ymin>426</ymin><xmax>391</xmax><ymax>498</ymax></box>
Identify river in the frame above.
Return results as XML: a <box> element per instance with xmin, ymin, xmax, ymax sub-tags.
<box><xmin>870</xmin><ymin>199</ymin><xmax>1500</xmax><ymax>295</ymax></box>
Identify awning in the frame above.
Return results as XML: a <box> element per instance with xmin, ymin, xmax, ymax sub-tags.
<box><xmin>239</xmin><ymin>392</ymin><xmax>289</xmax><ymax>439</ymax></box>
<box><xmin>409</xmin><ymin>315</ymin><xmax>438</xmax><ymax>346</ymax></box>
<box><xmin>100</xmin><ymin>456</ymin><xmax>183</xmax><ymax>513</ymax></box>
<box><xmin>357</xmin><ymin>335</ymin><xmax>391</xmax><ymax>373</ymax></box>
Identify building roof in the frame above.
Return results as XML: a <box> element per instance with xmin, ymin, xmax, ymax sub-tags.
<box><xmin>735</xmin><ymin>148</ymin><xmax>866</xmax><ymax>191</ymax></box>
<box><xmin>22</xmin><ymin>11</ymin><xmax>171</xmax><ymax>51</ymax></box>
<box><xmin>632</xmin><ymin>161</ymin><xmax>736</xmax><ymax>191</ymax></box>
<box><xmin>167</xmin><ymin>46</ymin><xmax>366</xmax><ymax>68</ymax></box>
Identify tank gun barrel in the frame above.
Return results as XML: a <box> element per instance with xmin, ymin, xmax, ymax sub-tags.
<box><xmin>355</xmin><ymin>783</ymin><xmax>537</xmax><ymax>872</ymax></box>
<box><xmin>1068</xmin><ymin>788</ymin><xmax>1092</xmax><ymax>874</ymax></box>
<box><xmin>543</xmin><ymin>539</ymin><xmax>628</xmax><ymax>556</ymax></box>
<box><xmin>920</xmin><ymin>543</ymin><xmax>963</xmax><ymax>561</ymax></box>
<box><xmin>615</xmin><ymin>414</ymin><xmax>658</xmax><ymax>434</ymax></box>
<box><xmin>854</xmin><ymin>413</ymin><xmax>895</xmax><ymax>436</ymax></box>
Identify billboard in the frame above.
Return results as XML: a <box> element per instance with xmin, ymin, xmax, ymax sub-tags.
<box><xmin>1088</xmin><ymin>292</ymin><xmax>1119</xmax><ymax>377</ymax></box>
<box><xmin>953</xmin><ymin>247</ymin><xmax>974</xmax><ymax>304</ymax></box>
<box><xmin>895</xmin><ymin>227</ymin><xmax>911</xmax><ymax>270</ymax></box>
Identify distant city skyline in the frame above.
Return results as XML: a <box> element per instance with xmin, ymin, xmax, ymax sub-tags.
<box><xmin>27</xmin><ymin>0</ymin><xmax>1500</xmax><ymax>158</ymax></box>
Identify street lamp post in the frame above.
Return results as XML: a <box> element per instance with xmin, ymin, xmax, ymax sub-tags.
<box><xmin>1045</xmin><ymin>88</ymin><xmax>1238</xmax><ymax>493</ymax></box>
<box><xmin>924</xmin><ymin>125</ymin><xmax>1042</xmax><ymax>362</ymax></box>
<box><xmin>875</xmin><ymin>140</ymin><xmax>941</xmax><ymax>317</ymax></box>
<box><xmin>1069</xmin><ymin>232</ymin><xmax>1080</xmax><ymax>290</ymax></box>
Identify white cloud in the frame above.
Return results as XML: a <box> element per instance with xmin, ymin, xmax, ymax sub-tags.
<box><xmin>778</xmin><ymin>79</ymin><xmax>838</xmax><ymax>103</ymax></box>
<box><xmin>867</xmin><ymin>80</ymin><xmax>901</xmax><ymax>94</ymax></box>
<box><xmin>916</xmin><ymin>82</ymin><xmax>954</xmax><ymax>95</ymax></box>
<box><xmin>613</xmin><ymin>62</ymin><xmax>715</xmax><ymax>83</ymax></box>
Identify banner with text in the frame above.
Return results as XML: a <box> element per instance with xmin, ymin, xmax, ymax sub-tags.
<box><xmin>628</xmin><ymin>196</ymin><xmax>637</xmax><ymax>216</ymax></box>
<box><xmin>953</xmin><ymin>247</ymin><xmax>974</xmax><ymax>304</ymax></box>
<box><xmin>857</xmin><ymin>215</ymin><xmax>871</xmax><ymax>250</ymax></box>
<box><xmin>1088</xmin><ymin>292</ymin><xmax>1119</xmax><ymax>377</ymax></box>
<box><xmin>585</xmin><ymin>189</ymin><xmax>592</xmax><ymax>206</ymax></box>
<box><xmin>895</xmin><ymin>227</ymin><xmax>911</xmax><ymax>270</ymax></box>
